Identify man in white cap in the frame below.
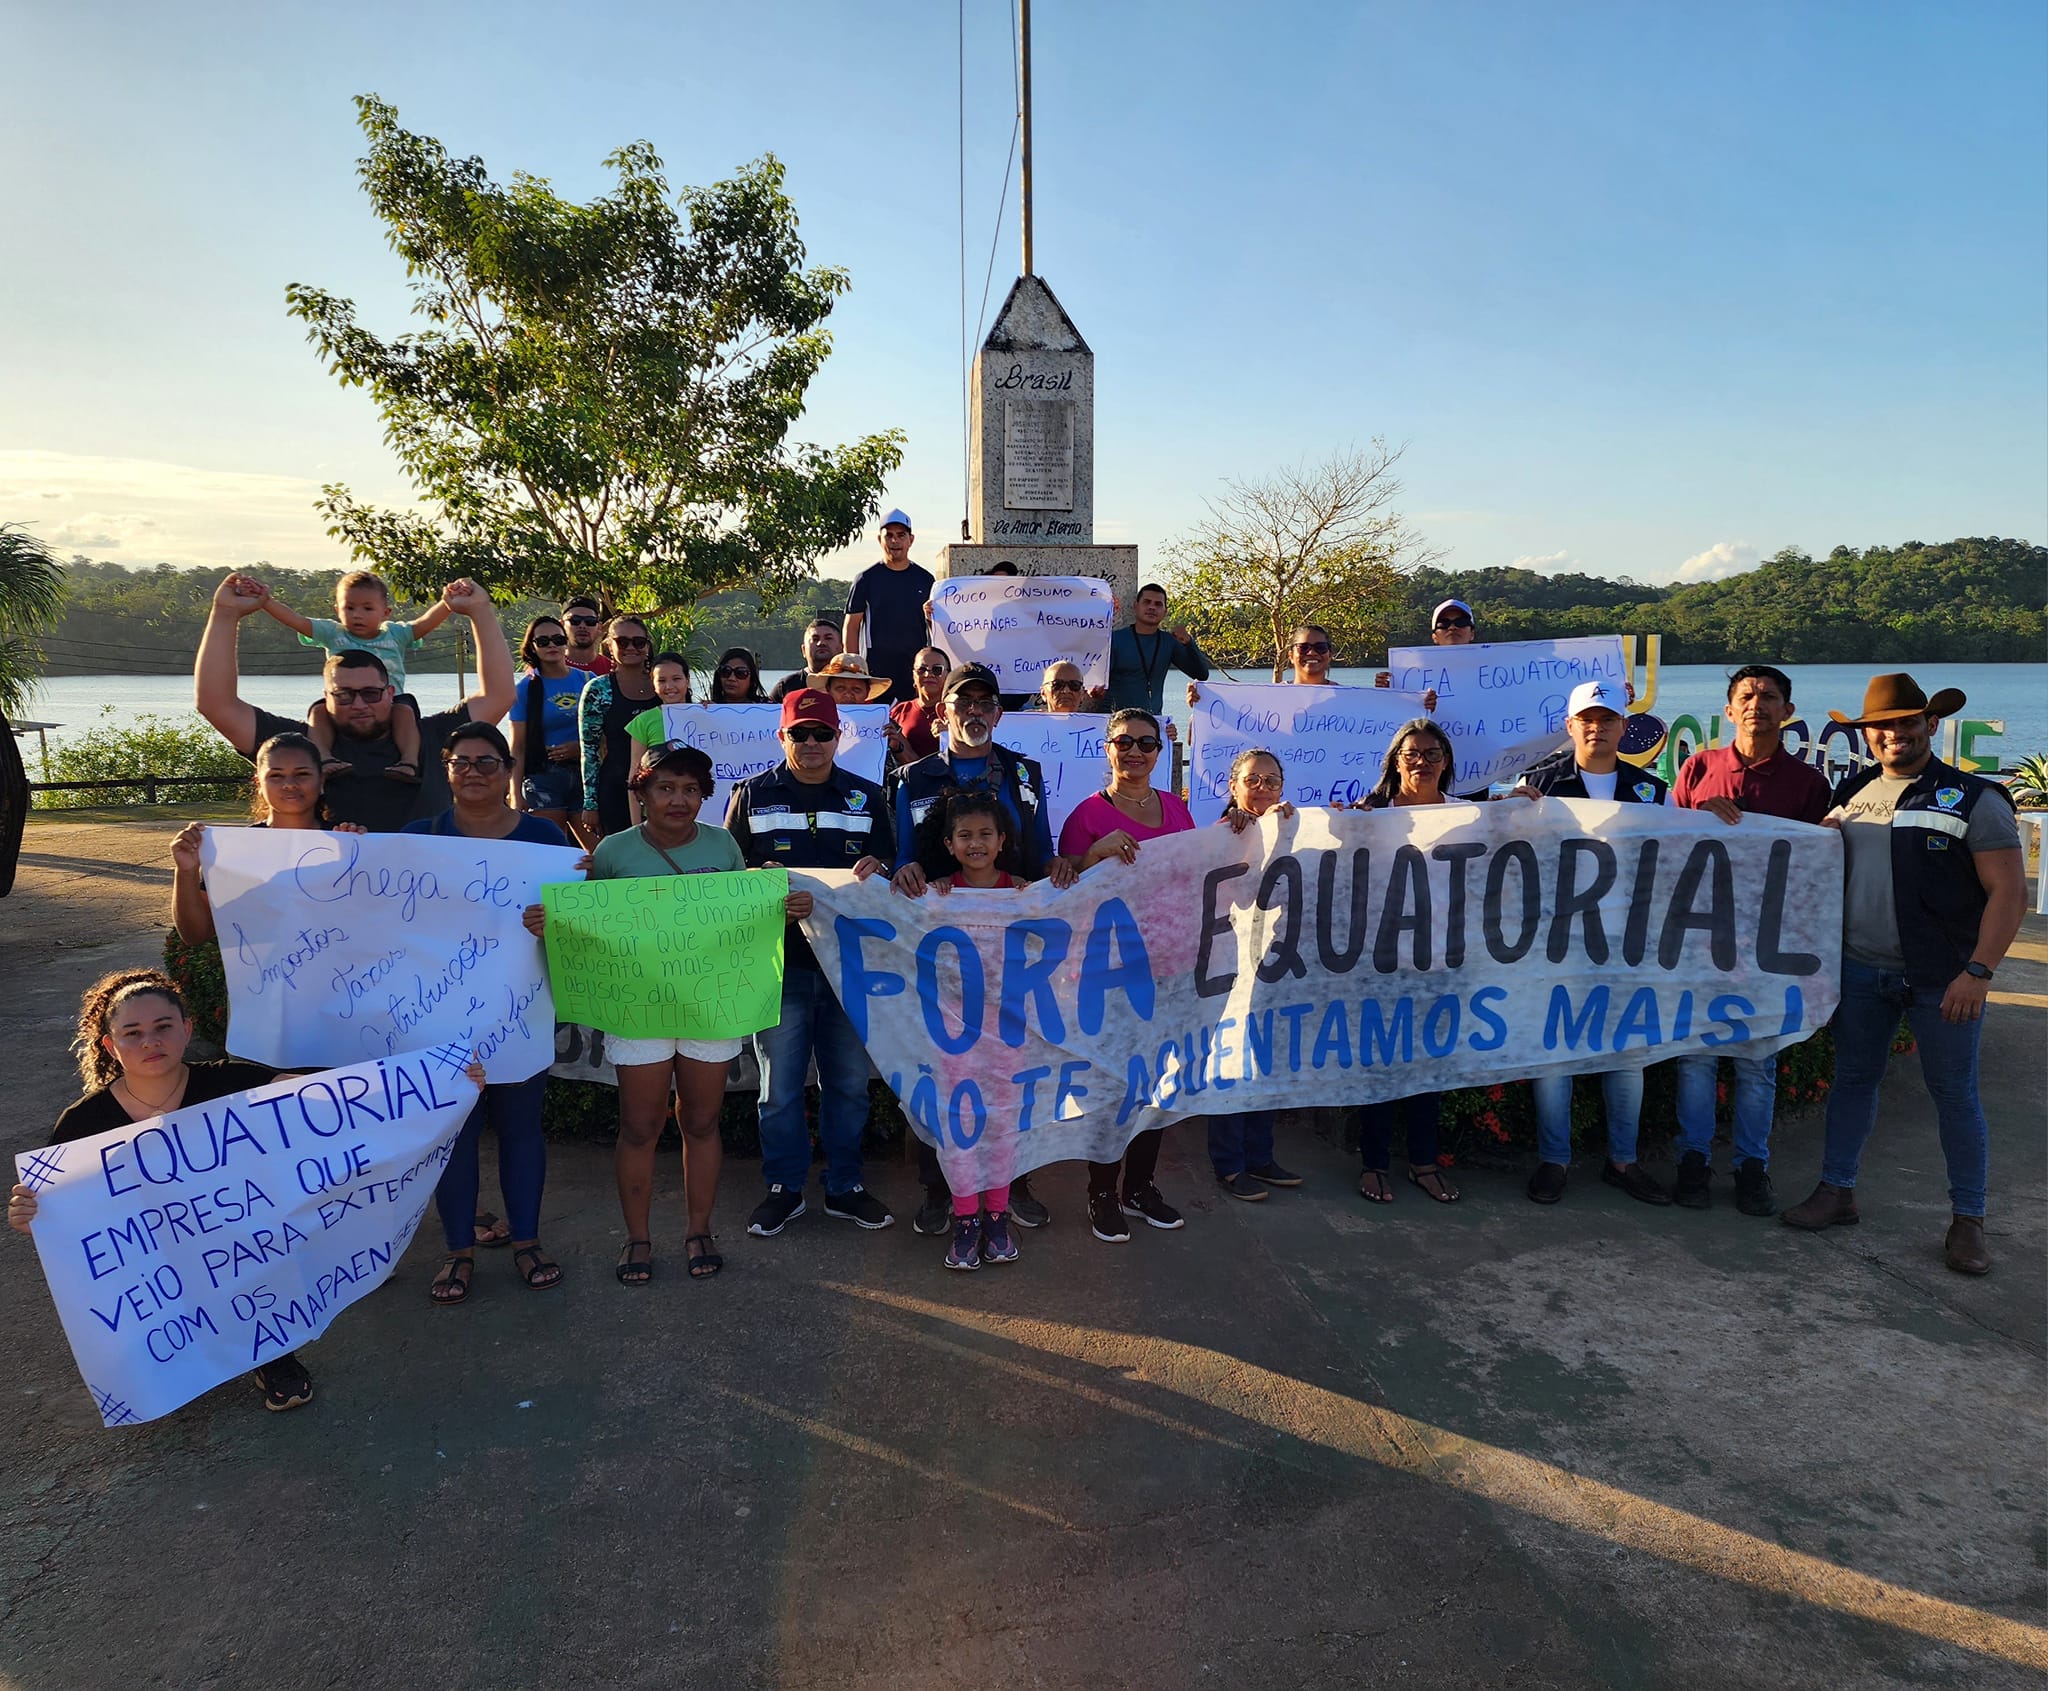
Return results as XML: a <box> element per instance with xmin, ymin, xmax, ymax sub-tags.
<box><xmin>842</xmin><ymin>509</ymin><xmax>934</xmax><ymax>704</ymax></box>
<box><xmin>1514</xmin><ymin>679</ymin><xmax>1675</xmax><ymax>1207</ymax></box>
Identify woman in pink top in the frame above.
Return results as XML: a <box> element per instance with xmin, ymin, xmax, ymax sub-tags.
<box><xmin>1055</xmin><ymin>708</ymin><xmax>1195</xmax><ymax>1243</ymax></box>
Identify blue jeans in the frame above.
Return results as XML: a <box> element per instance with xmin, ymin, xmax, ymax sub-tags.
<box><xmin>1359</xmin><ymin>1093</ymin><xmax>1440</xmax><ymax>1171</ymax></box>
<box><xmin>1821</xmin><ymin>955</ymin><xmax>1987</xmax><ymax>1217</ymax></box>
<box><xmin>434</xmin><ymin>1072</ymin><xmax>548</xmax><ymax>1250</ymax></box>
<box><xmin>1675</xmin><ymin>1050</ymin><xmax>1778</xmax><ymax>1167</ymax></box>
<box><xmin>1208</xmin><ymin>1109</ymin><xmax>1275</xmax><ymax>1178</ymax></box>
<box><xmin>1533</xmin><ymin>1070</ymin><xmax>1643</xmax><ymax>1166</ymax></box>
<box><xmin>755</xmin><ymin>966</ymin><xmax>872</xmax><ymax>1195</ymax></box>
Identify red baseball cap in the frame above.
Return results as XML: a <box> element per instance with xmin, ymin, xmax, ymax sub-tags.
<box><xmin>781</xmin><ymin>688</ymin><xmax>841</xmax><ymax>731</ymax></box>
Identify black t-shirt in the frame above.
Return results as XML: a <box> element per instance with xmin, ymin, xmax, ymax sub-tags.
<box><xmin>246</xmin><ymin>703</ymin><xmax>473</xmax><ymax>833</ymax></box>
<box><xmin>51</xmin><ymin>1060</ymin><xmax>280</xmax><ymax>1145</ymax></box>
<box><xmin>846</xmin><ymin>561</ymin><xmax>935</xmax><ymax>700</ymax></box>
<box><xmin>769</xmin><ymin>669</ymin><xmax>808</xmax><ymax>702</ymax></box>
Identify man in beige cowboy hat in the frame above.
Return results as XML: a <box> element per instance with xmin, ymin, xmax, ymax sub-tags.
<box><xmin>1781</xmin><ymin>673</ymin><xmax>2024</xmax><ymax>1273</ymax></box>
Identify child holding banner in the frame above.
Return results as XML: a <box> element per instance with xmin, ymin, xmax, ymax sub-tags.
<box><xmin>900</xmin><ymin>793</ymin><xmax>1023</xmax><ymax>1270</ymax></box>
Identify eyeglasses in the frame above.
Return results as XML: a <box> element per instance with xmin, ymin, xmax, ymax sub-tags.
<box><xmin>914</xmin><ymin>663</ymin><xmax>950</xmax><ymax>677</ymax></box>
<box><xmin>530</xmin><ymin>634</ymin><xmax>568</xmax><ymax>648</ymax></box>
<box><xmin>717</xmin><ymin>664</ymin><xmax>753</xmax><ymax>680</ymax></box>
<box><xmin>447</xmin><ymin>755</ymin><xmax>506</xmax><ymax>774</ymax></box>
<box><xmin>1048</xmin><ymin>679</ymin><xmax>1083</xmax><ymax>694</ymax></box>
<box><xmin>1399</xmin><ymin>747</ymin><xmax>1448</xmax><ymax>765</ymax></box>
<box><xmin>1110</xmin><ymin>735</ymin><xmax>1162</xmax><ymax>754</ymax></box>
<box><xmin>950</xmin><ymin>691</ymin><xmax>997</xmax><ymax>710</ymax></box>
<box><xmin>1434</xmin><ymin>615</ymin><xmax>1473</xmax><ymax>630</ymax></box>
<box><xmin>1292</xmin><ymin>641</ymin><xmax>1331</xmax><ymax>656</ymax></box>
<box><xmin>1237</xmin><ymin>773</ymin><xmax>1283</xmax><ymax>791</ymax></box>
<box><xmin>612</xmin><ymin>635</ymin><xmax>651</xmax><ymax>651</ymax></box>
<box><xmin>327</xmin><ymin>684</ymin><xmax>389</xmax><ymax>704</ymax></box>
<box><xmin>785</xmin><ymin>725</ymin><xmax>836</xmax><ymax>744</ymax></box>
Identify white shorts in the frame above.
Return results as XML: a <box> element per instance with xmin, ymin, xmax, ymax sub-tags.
<box><xmin>607</xmin><ymin>1034</ymin><xmax>744</xmax><ymax>1069</ymax></box>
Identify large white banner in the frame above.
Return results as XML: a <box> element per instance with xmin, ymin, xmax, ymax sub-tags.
<box><xmin>929</xmin><ymin>575</ymin><xmax>1114</xmax><ymax>690</ymax></box>
<box><xmin>1385</xmin><ymin>636</ymin><xmax>1626</xmax><ymax>791</ymax></box>
<box><xmin>202</xmin><ymin>828</ymin><xmax>582</xmax><ymax>1083</ymax></box>
<box><xmin>657</xmin><ymin>702</ymin><xmax>888</xmax><ymax>788</ymax></box>
<box><xmin>993</xmin><ymin>713</ymin><xmax>1109</xmax><ymax>836</ymax></box>
<box><xmin>797</xmin><ymin>802</ymin><xmax>1841</xmax><ymax>1192</ymax></box>
<box><xmin>1187</xmin><ymin>681</ymin><xmax>1434</xmax><ymax>824</ymax></box>
<box><xmin>16</xmin><ymin>1052</ymin><xmax>476</xmax><ymax>1426</ymax></box>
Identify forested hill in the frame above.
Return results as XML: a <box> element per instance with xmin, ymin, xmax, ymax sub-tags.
<box><xmin>1392</xmin><ymin>537</ymin><xmax>2045</xmax><ymax>662</ymax></box>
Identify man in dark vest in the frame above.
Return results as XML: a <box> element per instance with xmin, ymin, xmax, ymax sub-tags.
<box><xmin>1782</xmin><ymin>673</ymin><xmax>2023</xmax><ymax>1274</ymax></box>
<box><xmin>1515</xmin><ymin>680</ymin><xmax>1676</xmax><ymax>1207</ymax></box>
<box><xmin>888</xmin><ymin>662</ymin><xmax>1079</xmax><ymax>1234</ymax></box>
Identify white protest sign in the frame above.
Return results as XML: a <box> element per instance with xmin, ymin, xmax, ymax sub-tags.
<box><xmin>993</xmin><ymin>713</ymin><xmax>1109</xmax><ymax>836</ymax></box>
<box><xmin>1386</xmin><ymin>636</ymin><xmax>1626</xmax><ymax>791</ymax></box>
<box><xmin>202</xmin><ymin>828</ymin><xmax>582</xmax><ymax>1083</ymax></box>
<box><xmin>798</xmin><ymin>803</ymin><xmax>1841</xmax><ymax>1194</ymax></box>
<box><xmin>16</xmin><ymin>1051</ymin><xmax>476</xmax><ymax>1426</ymax></box>
<box><xmin>1187</xmin><ymin>682</ymin><xmax>1433</xmax><ymax>824</ymax></box>
<box><xmin>657</xmin><ymin>703</ymin><xmax>888</xmax><ymax>788</ymax></box>
<box><xmin>929</xmin><ymin>575</ymin><xmax>1114</xmax><ymax>690</ymax></box>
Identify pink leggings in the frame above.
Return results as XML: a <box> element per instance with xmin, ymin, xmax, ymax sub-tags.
<box><xmin>952</xmin><ymin>1185</ymin><xmax>1012</xmax><ymax>1218</ymax></box>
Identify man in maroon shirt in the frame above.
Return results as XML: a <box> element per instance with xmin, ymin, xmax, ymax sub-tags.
<box><xmin>1669</xmin><ymin>664</ymin><xmax>1832</xmax><ymax>1215</ymax></box>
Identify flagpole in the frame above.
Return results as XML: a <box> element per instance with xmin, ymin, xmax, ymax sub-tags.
<box><xmin>1019</xmin><ymin>0</ymin><xmax>1034</xmax><ymax>275</ymax></box>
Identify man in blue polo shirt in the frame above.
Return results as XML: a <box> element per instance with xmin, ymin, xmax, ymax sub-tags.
<box><xmin>726</xmin><ymin>688</ymin><xmax>897</xmax><ymax>1238</ymax></box>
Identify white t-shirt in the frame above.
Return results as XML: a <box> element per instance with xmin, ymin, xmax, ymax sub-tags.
<box><xmin>1579</xmin><ymin>767</ymin><xmax>1618</xmax><ymax>801</ymax></box>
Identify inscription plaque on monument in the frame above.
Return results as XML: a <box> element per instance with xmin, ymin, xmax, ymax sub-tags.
<box><xmin>1003</xmin><ymin>400</ymin><xmax>1075</xmax><ymax>510</ymax></box>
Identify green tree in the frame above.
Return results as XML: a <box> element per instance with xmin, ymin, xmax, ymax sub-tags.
<box><xmin>1161</xmin><ymin>442</ymin><xmax>1435</xmax><ymax>678</ymax></box>
<box><xmin>286</xmin><ymin>96</ymin><xmax>903</xmax><ymax>629</ymax></box>
<box><xmin>0</xmin><ymin>524</ymin><xmax>65</xmax><ymax>714</ymax></box>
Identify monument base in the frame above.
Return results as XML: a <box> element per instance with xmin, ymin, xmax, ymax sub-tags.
<box><xmin>938</xmin><ymin>542</ymin><xmax>1140</xmax><ymax>609</ymax></box>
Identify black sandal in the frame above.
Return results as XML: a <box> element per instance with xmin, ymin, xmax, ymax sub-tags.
<box><xmin>615</xmin><ymin>1239</ymin><xmax>653</xmax><ymax>1286</ymax></box>
<box><xmin>473</xmin><ymin>1211</ymin><xmax>512</xmax><ymax>1248</ymax></box>
<box><xmin>1407</xmin><ymin>1167</ymin><xmax>1461</xmax><ymax>1204</ymax></box>
<box><xmin>1358</xmin><ymin>1169</ymin><xmax>1394</xmax><ymax>1205</ymax></box>
<box><xmin>430</xmin><ymin>1254</ymin><xmax>474</xmax><ymax>1304</ymax></box>
<box><xmin>685</xmin><ymin>1234</ymin><xmax>723</xmax><ymax>1279</ymax></box>
<box><xmin>512</xmin><ymin>1244</ymin><xmax>562</xmax><ymax>1289</ymax></box>
<box><xmin>384</xmin><ymin>759</ymin><xmax>422</xmax><ymax>784</ymax></box>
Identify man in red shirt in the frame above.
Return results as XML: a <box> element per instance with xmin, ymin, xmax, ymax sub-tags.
<box><xmin>1669</xmin><ymin>664</ymin><xmax>1832</xmax><ymax>1215</ymax></box>
<box><xmin>560</xmin><ymin>597</ymin><xmax>614</xmax><ymax>676</ymax></box>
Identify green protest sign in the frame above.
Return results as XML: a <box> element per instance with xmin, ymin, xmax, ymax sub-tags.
<box><xmin>543</xmin><ymin>868</ymin><xmax>788</xmax><ymax>1039</ymax></box>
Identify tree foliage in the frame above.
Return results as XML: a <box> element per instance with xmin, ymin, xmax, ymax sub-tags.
<box><xmin>1160</xmin><ymin>442</ymin><xmax>1437</xmax><ymax>678</ymax></box>
<box><xmin>286</xmin><ymin>96</ymin><xmax>903</xmax><ymax>623</ymax></box>
<box><xmin>0</xmin><ymin>523</ymin><xmax>66</xmax><ymax>714</ymax></box>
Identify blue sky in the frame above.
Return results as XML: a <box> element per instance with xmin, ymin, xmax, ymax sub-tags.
<box><xmin>3</xmin><ymin>0</ymin><xmax>2043</xmax><ymax>586</ymax></box>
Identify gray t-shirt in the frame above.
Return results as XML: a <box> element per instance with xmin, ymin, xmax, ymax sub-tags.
<box><xmin>1837</xmin><ymin>774</ymin><xmax>2021</xmax><ymax>967</ymax></box>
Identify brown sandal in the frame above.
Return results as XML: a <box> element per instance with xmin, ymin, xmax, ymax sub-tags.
<box><xmin>513</xmin><ymin>1244</ymin><xmax>562</xmax><ymax>1289</ymax></box>
<box><xmin>1358</xmin><ymin>1169</ymin><xmax>1394</xmax><ymax>1205</ymax></box>
<box><xmin>1408</xmin><ymin>1167</ymin><xmax>1461</xmax><ymax>1204</ymax></box>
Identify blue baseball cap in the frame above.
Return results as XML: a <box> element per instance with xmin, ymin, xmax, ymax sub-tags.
<box><xmin>880</xmin><ymin>508</ymin><xmax>913</xmax><ymax>532</ymax></box>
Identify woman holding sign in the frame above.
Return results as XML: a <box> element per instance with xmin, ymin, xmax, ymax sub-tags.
<box><xmin>1058</xmin><ymin>709</ymin><xmax>1198</xmax><ymax>1243</ymax></box>
<box><xmin>1351</xmin><ymin>721</ymin><xmax>1464</xmax><ymax>1206</ymax></box>
<box><xmin>577</xmin><ymin>616</ymin><xmax>658</xmax><ymax>841</ymax></box>
<box><xmin>710</xmin><ymin>646</ymin><xmax>769</xmax><ymax>704</ymax></box>
<box><xmin>528</xmin><ymin>742</ymin><xmax>769</xmax><ymax>1285</ymax></box>
<box><xmin>403</xmin><ymin>722</ymin><xmax>570</xmax><ymax>1302</ymax></box>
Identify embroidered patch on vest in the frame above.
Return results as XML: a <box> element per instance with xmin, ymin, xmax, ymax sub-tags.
<box><xmin>1633</xmin><ymin>781</ymin><xmax>1657</xmax><ymax>802</ymax></box>
<box><xmin>1926</xmin><ymin>835</ymin><xmax>1950</xmax><ymax>850</ymax></box>
<box><xmin>847</xmin><ymin>789</ymin><xmax>868</xmax><ymax>811</ymax></box>
<box><xmin>1934</xmin><ymin>786</ymin><xmax>1963</xmax><ymax>811</ymax></box>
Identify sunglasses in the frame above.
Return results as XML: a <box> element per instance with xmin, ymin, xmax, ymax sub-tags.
<box><xmin>566</xmin><ymin>615</ymin><xmax>599</xmax><ymax>627</ymax></box>
<box><xmin>447</xmin><ymin>754</ymin><xmax>507</xmax><ymax>774</ymax></box>
<box><xmin>1238</xmin><ymin>773</ymin><xmax>1283</xmax><ymax>790</ymax></box>
<box><xmin>717</xmin><ymin>664</ymin><xmax>753</xmax><ymax>680</ymax></box>
<box><xmin>1048</xmin><ymin>679</ymin><xmax>1083</xmax><ymax>694</ymax></box>
<box><xmin>1292</xmin><ymin>641</ymin><xmax>1331</xmax><ymax>656</ymax></box>
<box><xmin>914</xmin><ymin>663</ymin><xmax>950</xmax><ymax>677</ymax></box>
<box><xmin>1110</xmin><ymin>734</ymin><xmax>1162</xmax><ymax>754</ymax></box>
<box><xmin>612</xmin><ymin>635</ymin><xmax>651</xmax><ymax>650</ymax></box>
<box><xmin>530</xmin><ymin>633</ymin><xmax>568</xmax><ymax>648</ymax></box>
<box><xmin>785</xmin><ymin>724</ymin><xmax>836</xmax><ymax>744</ymax></box>
<box><xmin>328</xmin><ymin>684</ymin><xmax>389</xmax><ymax>704</ymax></box>
<box><xmin>1434</xmin><ymin>615</ymin><xmax>1472</xmax><ymax>630</ymax></box>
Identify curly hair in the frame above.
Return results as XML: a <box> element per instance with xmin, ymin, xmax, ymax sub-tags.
<box><xmin>74</xmin><ymin>969</ymin><xmax>188</xmax><ymax>1090</ymax></box>
<box><xmin>940</xmin><ymin>791</ymin><xmax>1019</xmax><ymax>876</ymax></box>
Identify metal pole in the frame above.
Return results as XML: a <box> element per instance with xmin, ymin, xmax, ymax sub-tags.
<box><xmin>1019</xmin><ymin>0</ymin><xmax>1034</xmax><ymax>275</ymax></box>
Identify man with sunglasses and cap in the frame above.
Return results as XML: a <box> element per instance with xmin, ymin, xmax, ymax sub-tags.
<box><xmin>726</xmin><ymin>688</ymin><xmax>898</xmax><ymax>1238</ymax></box>
<box><xmin>1782</xmin><ymin>674</ymin><xmax>2023</xmax><ymax>1275</ymax></box>
<box><xmin>888</xmin><ymin>662</ymin><xmax>1079</xmax><ymax>1233</ymax></box>
<box><xmin>842</xmin><ymin>509</ymin><xmax>935</xmax><ymax>704</ymax></box>
<box><xmin>559</xmin><ymin>596</ymin><xmax>614</xmax><ymax>675</ymax></box>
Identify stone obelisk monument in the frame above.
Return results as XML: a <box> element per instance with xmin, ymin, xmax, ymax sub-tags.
<box><xmin>937</xmin><ymin>3</ymin><xmax>1139</xmax><ymax>604</ymax></box>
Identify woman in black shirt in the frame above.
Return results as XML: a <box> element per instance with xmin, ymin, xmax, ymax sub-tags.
<box><xmin>9</xmin><ymin>970</ymin><xmax>313</xmax><ymax>1412</ymax></box>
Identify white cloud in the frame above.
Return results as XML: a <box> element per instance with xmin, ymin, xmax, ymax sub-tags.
<box><xmin>1509</xmin><ymin>549</ymin><xmax>1578</xmax><ymax>572</ymax></box>
<box><xmin>0</xmin><ymin>449</ymin><xmax>357</xmax><ymax>571</ymax></box>
<box><xmin>1675</xmin><ymin>540</ymin><xmax>1760</xmax><ymax>583</ymax></box>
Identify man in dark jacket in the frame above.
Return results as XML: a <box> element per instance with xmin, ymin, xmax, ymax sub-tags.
<box><xmin>726</xmin><ymin>689</ymin><xmax>897</xmax><ymax>1238</ymax></box>
<box><xmin>1782</xmin><ymin>674</ymin><xmax>2023</xmax><ymax>1274</ymax></box>
<box><xmin>887</xmin><ymin>662</ymin><xmax>1079</xmax><ymax>1233</ymax></box>
<box><xmin>1515</xmin><ymin>680</ymin><xmax>1675</xmax><ymax>1208</ymax></box>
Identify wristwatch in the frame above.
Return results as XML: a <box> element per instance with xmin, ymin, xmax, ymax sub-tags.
<box><xmin>1964</xmin><ymin>961</ymin><xmax>1995</xmax><ymax>982</ymax></box>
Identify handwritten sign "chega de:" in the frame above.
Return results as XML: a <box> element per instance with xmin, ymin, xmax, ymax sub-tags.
<box><xmin>543</xmin><ymin>867</ymin><xmax>789</xmax><ymax>1040</ymax></box>
<box><xmin>929</xmin><ymin>575</ymin><xmax>1114</xmax><ymax>690</ymax></box>
<box><xmin>1386</xmin><ymin>636</ymin><xmax>1626</xmax><ymax>791</ymax></box>
<box><xmin>203</xmin><ymin>828</ymin><xmax>582</xmax><ymax>1084</ymax></box>
<box><xmin>1187</xmin><ymin>682</ymin><xmax>1434</xmax><ymax>824</ymax></box>
<box><xmin>17</xmin><ymin>1052</ymin><xmax>476</xmax><ymax>1426</ymax></box>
